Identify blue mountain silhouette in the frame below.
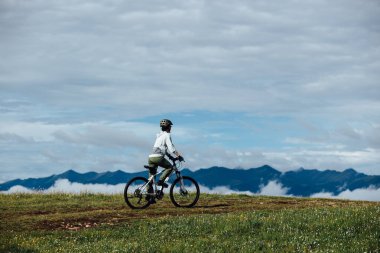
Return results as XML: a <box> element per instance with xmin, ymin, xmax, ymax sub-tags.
<box><xmin>1</xmin><ymin>165</ymin><xmax>379</xmax><ymax>197</ymax></box>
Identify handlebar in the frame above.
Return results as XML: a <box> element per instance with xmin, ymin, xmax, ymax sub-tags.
<box><xmin>167</xmin><ymin>154</ymin><xmax>185</xmax><ymax>162</ymax></box>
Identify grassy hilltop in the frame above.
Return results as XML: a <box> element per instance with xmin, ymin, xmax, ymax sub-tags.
<box><xmin>1</xmin><ymin>193</ymin><xmax>379</xmax><ymax>252</ymax></box>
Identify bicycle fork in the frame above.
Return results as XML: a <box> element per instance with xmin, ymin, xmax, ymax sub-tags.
<box><xmin>175</xmin><ymin>171</ymin><xmax>188</xmax><ymax>196</ymax></box>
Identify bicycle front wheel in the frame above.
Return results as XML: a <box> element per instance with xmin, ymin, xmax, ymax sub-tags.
<box><xmin>124</xmin><ymin>177</ymin><xmax>151</xmax><ymax>209</ymax></box>
<box><xmin>170</xmin><ymin>176</ymin><xmax>200</xmax><ymax>207</ymax></box>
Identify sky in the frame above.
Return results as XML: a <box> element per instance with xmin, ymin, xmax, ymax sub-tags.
<box><xmin>1</xmin><ymin>0</ymin><xmax>380</xmax><ymax>182</ymax></box>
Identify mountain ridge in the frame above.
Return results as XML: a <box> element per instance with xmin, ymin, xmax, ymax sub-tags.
<box><xmin>1</xmin><ymin>166</ymin><xmax>379</xmax><ymax>197</ymax></box>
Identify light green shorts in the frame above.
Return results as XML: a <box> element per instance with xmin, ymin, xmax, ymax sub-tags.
<box><xmin>148</xmin><ymin>156</ymin><xmax>172</xmax><ymax>170</ymax></box>
<box><xmin>148</xmin><ymin>156</ymin><xmax>174</xmax><ymax>180</ymax></box>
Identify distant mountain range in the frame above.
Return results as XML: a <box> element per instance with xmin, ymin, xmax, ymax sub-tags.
<box><xmin>1</xmin><ymin>165</ymin><xmax>380</xmax><ymax>197</ymax></box>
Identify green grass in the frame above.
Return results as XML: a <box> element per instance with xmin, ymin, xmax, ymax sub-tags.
<box><xmin>1</xmin><ymin>193</ymin><xmax>379</xmax><ymax>252</ymax></box>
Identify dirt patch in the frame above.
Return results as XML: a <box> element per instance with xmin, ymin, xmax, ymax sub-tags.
<box><xmin>3</xmin><ymin>194</ymin><xmax>379</xmax><ymax>232</ymax></box>
<box><xmin>36</xmin><ymin>214</ymin><xmax>128</xmax><ymax>231</ymax></box>
<box><xmin>37</xmin><ymin>218</ymin><xmax>100</xmax><ymax>230</ymax></box>
<box><xmin>195</xmin><ymin>204</ymin><xmax>230</xmax><ymax>208</ymax></box>
<box><xmin>32</xmin><ymin>199</ymin><xmax>299</xmax><ymax>231</ymax></box>
<box><xmin>29</xmin><ymin>210</ymin><xmax>54</xmax><ymax>215</ymax></box>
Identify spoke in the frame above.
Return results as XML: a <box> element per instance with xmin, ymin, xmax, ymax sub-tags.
<box><xmin>124</xmin><ymin>177</ymin><xmax>152</xmax><ymax>209</ymax></box>
<box><xmin>170</xmin><ymin>177</ymin><xmax>199</xmax><ymax>207</ymax></box>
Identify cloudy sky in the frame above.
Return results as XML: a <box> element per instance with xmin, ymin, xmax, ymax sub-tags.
<box><xmin>1</xmin><ymin>0</ymin><xmax>380</xmax><ymax>182</ymax></box>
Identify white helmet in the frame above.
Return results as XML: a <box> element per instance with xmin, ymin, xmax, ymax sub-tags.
<box><xmin>160</xmin><ymin>119</ymin><xmax>173</xmax><ymax>128</ymax></box>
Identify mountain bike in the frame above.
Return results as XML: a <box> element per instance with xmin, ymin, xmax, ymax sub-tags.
<box><xmin>124</xmin><ymin>156</ymin><xmax>200</xmax><ymax>209</ymax></box>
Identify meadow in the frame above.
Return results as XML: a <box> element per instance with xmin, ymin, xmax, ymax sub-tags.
<box><xmin>1</xmin><ymin>193</ymin><xmax>379</xmax><ymax>252</ymax></box>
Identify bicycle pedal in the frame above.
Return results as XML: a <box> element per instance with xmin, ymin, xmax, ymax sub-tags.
<box><xmin>156</xmin><ymin>190</ymin><xmax>164</xmax><ymax>200</ymax></box>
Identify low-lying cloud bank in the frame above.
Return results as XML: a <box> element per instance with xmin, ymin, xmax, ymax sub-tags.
<box><xmin>2</xmin><ymin>179</ymin><xmax>380</xmax><ymax>202</ymax></box>
<box><xmin>5</xmin><ymin>179</ymin><xmax>126</xmax><ymax>194</ymax></box>
<box><xmin>310</xmin><ymin>187</ymin><xmax>380</xmax><ymax>202</ymax></box>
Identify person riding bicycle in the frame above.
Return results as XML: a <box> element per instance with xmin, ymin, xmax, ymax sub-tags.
<box><xmin>146</xmin><ymin>119</ymin><xmax>182</xmax><ymax>203</ymax></box>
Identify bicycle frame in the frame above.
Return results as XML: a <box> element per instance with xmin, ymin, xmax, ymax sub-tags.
<box><xmin>138</xmin><ymin>159</ymin><xmax>182</xmax><ymax>196</ymax></box>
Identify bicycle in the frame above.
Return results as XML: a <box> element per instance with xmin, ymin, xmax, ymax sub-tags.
<box><xmin>124</xmin><ymin>156</ymin><xmax>200</xmax><ymax>209</ymax></box>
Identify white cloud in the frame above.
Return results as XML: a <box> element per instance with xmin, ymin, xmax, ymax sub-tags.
<box><xmin>258</xmin><ymin>181</ymin><xmax>290</xmax><ymax>196</ymax></box>
<box><xmin>46</xmin><ymin>179</ymin><xmax>125</xmax><ymax>194</ymax></box>
<box><xmin>1</xmin><ymin>0</ymin><xmax>379</xmax><ymax>117</ymax></box>
<box><xmin>4</xmin><ymin>179</ymin><xmax>125</xmax><ymax>194</ymax></box>
<box><xmin>0</xmin><ymin>121</ymin><xmax>155</xmax><ymax>147</ymax></box>
<box><xmin>199</xmin><ymin>185</ymin><xmax>255</xmax><ymax>196</ymax></box>
<box><xmin>5</xmin><ymin>185</ymin><xmax>34</xmax><ymax>194</ymax></box>
<box><xmin>0</xmin><ymin>121</ymin><xmax>158</xmax><ymax>181</ymax></box>
<box><xmin>311</xmin><ymin>186</ymin><xmax>380</xmax><ymax>202</ymax></box>
<box><xmin>199</xmin><ymin>181</ymin><xmax>290</xmax><ymax>197</ymax></box>
<box><xmin>4</xmin><ymin>180</ymin><xmax>257</xmax><ymax>195</ymax></box>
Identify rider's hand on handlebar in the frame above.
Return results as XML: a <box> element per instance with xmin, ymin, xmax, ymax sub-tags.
<box><xmin>178</xmin><ymin>155</ymin><xmax>185</xmax><ymax>162</ymax></box>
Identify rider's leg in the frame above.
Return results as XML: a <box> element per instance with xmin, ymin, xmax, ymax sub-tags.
<box><xmin>157</xmin><ymin>158</ymin><xmax>174</xmax><ymax>186</ymax></box>
<box><xmin>147</xmin><ymin>158</ymin><xmax>158</xmax><ymax>195</ymax></box>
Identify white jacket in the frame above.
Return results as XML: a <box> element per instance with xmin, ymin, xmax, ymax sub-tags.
<box><xmin>149</xmin><ymin>131</ymin><xmax>176</xmax><ymax>157</ymax></box>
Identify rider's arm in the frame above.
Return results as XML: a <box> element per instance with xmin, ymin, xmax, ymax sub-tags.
<box><xmin>165</xmin><ymin>133</ymin><xmax>180</xmax><ymax>157</ymax></box>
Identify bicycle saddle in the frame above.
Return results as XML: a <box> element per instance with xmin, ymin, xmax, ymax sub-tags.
<box><xmin>144</xmin><ymin>165</ymin><xmax>155</xmax><ymax>170</ymax></box>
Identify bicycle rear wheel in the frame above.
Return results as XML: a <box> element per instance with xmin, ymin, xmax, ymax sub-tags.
<box><xmin>124</xmin><ymin>177</ymin><xmax>151</xmax><ymax>209</ymax></box>
<box><xmin>169</xmin><ymin>176</ymin><xmax>200</xmax><ymax>207</ymax></box>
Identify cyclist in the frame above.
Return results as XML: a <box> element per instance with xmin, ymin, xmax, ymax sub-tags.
<box><xmin>146</xmin><ymin>119</ymin><xmax>182</xmax><ymax>203</ymax></box>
